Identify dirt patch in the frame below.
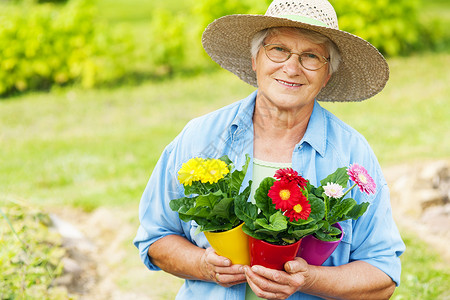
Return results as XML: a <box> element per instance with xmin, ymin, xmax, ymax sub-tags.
<box><xmin>384</xmin><ymin>159</ymin><xmax>450</xmax><ymax>262</ymax></box>
<box><xmin>50</xmin><ymin>206</ymin><xmax>183</xmax><ymax>299</ymax></box>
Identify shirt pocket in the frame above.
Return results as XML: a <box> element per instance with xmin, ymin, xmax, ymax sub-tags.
<box><xmin>324</xmin><ymin>220</ymin><xmax>353</xmax><ymax>266</ymax></box>
<box><xmin>339</xmin><ymin>220</ymin><xmax>353</xmax><ymax>245</ymax></box>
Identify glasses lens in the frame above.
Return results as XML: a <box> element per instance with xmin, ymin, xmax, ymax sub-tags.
<box><xmin>265</xmin><ymin>45</ymin><xmax>290</xmax><ymax>62</ymax></box>
<box><xmin>300</xmin><ymin>53</ymin><xmax>324</xmax><ymax>70</ymax></box>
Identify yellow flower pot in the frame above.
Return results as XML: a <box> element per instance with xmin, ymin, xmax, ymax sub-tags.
<box><xmin>204</xmin><ymin>223</ymin><xmax>250</xmax><ymax>265</ymax></box>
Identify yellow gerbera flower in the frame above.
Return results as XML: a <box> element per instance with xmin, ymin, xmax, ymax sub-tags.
<box><xmin>200</xmin><ymin>159</ymin><xmax>229</xmax><ymax>184</ymax></box>
<box><xmin>178</xmin><ymin>157</ymin><xmax>205</xmax><ymax>186</ymax></box>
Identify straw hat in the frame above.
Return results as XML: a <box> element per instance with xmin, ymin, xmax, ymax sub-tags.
<box><xmin>202</xmin><ymin>0</ymin><xmax>389</xmax><ymax>102</ymax></box>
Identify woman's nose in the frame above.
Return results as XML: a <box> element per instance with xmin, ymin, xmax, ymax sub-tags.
<box><xmin>282</xmin><ymin>54</ymin><xmax>304</xmax><ymax>76</ymax></box>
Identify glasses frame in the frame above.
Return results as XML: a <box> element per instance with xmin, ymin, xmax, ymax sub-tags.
<box><xmin>262</xmin><ymin>44</ymin><xmax>330</xmax><ymax>71</ymax></box>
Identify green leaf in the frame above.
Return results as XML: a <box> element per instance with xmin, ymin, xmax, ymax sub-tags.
<box><xmin>254</xmin><ymin>177</ymin><xmax>277</xmax><ymax>218</ymax></box>
<box><xmin>169</xmin><ymin>196</ymin><xmax>194</xmax><ymax>212</ymax></box>
<box><xmin>178</xmin><ymin>206</ymin><xmax>210</xmax><ymax>223</ymax></box>
<box><xmin>209</xmin><ymin>197</ymin><xmax>233</xmax><ymax>219</ymax></box>
<box><xmin>255</xmin><ymin>211</ymin><xmax>287</xmax><ymax>233</ymax></box>
<box><xmin>235</xmin><ymin>192</ymin><xmax>258</xmax><ymax>230</ymax></box>
<box><xmin>218</xmin><ymin>154</ymin><xmax>232</xmax><ymax>166</ymax></box>
<box><xmin>201</xmin><ymin>221</ymin><xmax>233</xmax><ymax>232</ymax></box>
<box><xmin>345</xmin><ymin>201</ymin><xmax>370</xmax><ymax>220</ymax></box>
<box><xmin>183</xmin><ymin>181</ymin><xmax>204</xmax><ymax>196</ymax></box>
<box><xmin>230</xmin><ymin>154</ymin><xmax>251</xmax><ymax>196</ymax></box>
<box><xmin>195</xmin><ymin>194</ymin><xmax>219</xmax><ymax>209</ymax></box>
<box><xmin>328</xmin><ymin>197</ymin><xmax>356</xmax><ymax>224</ymax></box>
<box><xmin>314</xmin><ymin>229</ymin><xmax>341</xmax><ymax>242</ymax></box>
<box><xmin>288</xmin><ymin>225</ymin><xmax>318</xmax><ymax>240</ymax></box>
<box><xmin>307</xmin><ymin>193</ymin><xmax>325</xmax><ymax>221</ymax></box>
<box><xmin>320</xmin><ymin>167</ymin><xmax>349</xmax><ymax>187</ymax></box>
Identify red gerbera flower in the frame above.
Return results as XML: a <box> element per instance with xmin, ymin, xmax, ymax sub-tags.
<box><xmin>284</xmin><ymin>197</ymin><xmax>311</xmax><ymax>221</ymax></box>
<box><xmin>267</xmin><ymin>180</ymin><xmax>302</xmax><ymax>211</ymax></box>
<box><xmin>274</xmin><ymin>168</ymin><xmax>308</xmax><ymax>188</ymax></box>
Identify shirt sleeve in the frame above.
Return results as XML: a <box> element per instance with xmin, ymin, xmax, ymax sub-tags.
<box><xmin>349</xmin><ymin>181</ymin><xmax>405</xmax><ymax>286</ymax></box>
<box><xmin>133</xmin><ymin>141</ymin><xmax>191</xmax><ymax>271</ymax></box>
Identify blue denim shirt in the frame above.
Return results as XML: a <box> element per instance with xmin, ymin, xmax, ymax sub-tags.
<box><xmin>134</xmin><ymin>91</ymin><xmax>405</xmax><ymax>299</ymax></box>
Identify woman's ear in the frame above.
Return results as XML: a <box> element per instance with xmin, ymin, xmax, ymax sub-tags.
<box><xmin>323</xmin><ymin>73</ymin><xmax>332</xmax><ymax>88</ymax></box>
<box><xmin>251</xmin><ymin>56</ymin><xmax>256</xmax><ymax>71</ymax></box>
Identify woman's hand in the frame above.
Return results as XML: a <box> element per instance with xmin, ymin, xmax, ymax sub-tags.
<box><xmin>200</xmin><ymin>247</ymin><xmax>247</xmax><ymax>287</ymax></box>
<box><xmin>244</xmin><ymin>257</ymin><xmax>313</xmax><ymax>299</ymax></box>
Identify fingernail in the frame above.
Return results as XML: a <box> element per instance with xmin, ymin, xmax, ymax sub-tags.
<box><xmin>286</xmin><ymin>262</ymin><xmax>292</xmax><ymax>272</ymax></box>
<box><xmin>252</xmin><ymin>266</ymin><xmax>259</xmax><ymax>272</ymax></box>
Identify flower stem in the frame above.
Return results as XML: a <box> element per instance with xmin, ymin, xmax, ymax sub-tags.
<box><xmin>342</xmin><ymin>183</ymin><xmax>357</xmax><ymax>198</ymax></box>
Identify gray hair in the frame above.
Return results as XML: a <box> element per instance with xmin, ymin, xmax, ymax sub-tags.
<box><xmin>250</xmin><ymin>27</ymin><xmax>341</xmax><ymax>75</ymax></box>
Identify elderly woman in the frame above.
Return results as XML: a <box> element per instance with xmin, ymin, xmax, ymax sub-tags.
<box><xmin>134</xmin><ymin>0</ymin><xmax>405</xmax><ymax>299</ymax></box>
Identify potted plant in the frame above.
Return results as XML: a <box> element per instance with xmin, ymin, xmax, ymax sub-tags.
<box><xmin>169</xmin><ymin>154</ymin><xmax>252</xmax><ymax>265</ymax></box>
<box><xmin>235</xmin><ymin>168</ymin><xmax>325</xmax><ymax>270</ymax></box>
<box><xmin>297</xmin><ymin>163</ymin><xmax>375</xmax><ymax>265</ymax></box>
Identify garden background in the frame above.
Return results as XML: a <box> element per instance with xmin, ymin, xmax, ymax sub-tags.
<box><xmin>0</xmin><ymin>0</ymin><xmax>449</xmax><ymax>299</ymax></box>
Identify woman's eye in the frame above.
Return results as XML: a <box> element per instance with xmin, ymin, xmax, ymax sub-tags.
<box><xmin>274</xmin><ymin>46</ymin><xmax>287</xmax><ymax>52</ymax></box>
<box><xmin>305</xmin><ymin>53</ymin><xmax>319</xmax><ymax>59</ymax></box>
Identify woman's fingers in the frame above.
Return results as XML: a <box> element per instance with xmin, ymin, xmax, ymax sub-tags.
<box><xmin>201</xmin><ymin>247</ymin><xmax>246</xmax><ymax>287</ymax></box>
<box><xmin>244</xmin><ymin>264</ymin><xmax>306</xmax><ymax>299</ymax></box>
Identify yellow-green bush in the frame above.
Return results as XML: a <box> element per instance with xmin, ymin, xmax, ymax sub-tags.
<box><xmin>330</xmin><ymin>0</ymin><xmax>444</xmax><ymax>56</ymax></box>
<box><xmin>0</xmin><ymin>0</ymin><xmax>135</xmax><ymax>97</ymax></box>
<box><xmin>0</xmin><ymin>0</ymin><xmax>446</xmax><ymax>97</ymax></box>
<box><xmin>149</xmin><ymin>0</ymin><xmax>445</xmax><ymax>79</ymax></box>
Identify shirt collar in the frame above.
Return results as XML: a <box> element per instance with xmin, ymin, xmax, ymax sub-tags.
<box><xmin>230</xmin><ymin>92</ymin><xmax>327</xmax><ymax>156</ymax></box>
<box><xmin>300</xmin><ymin>100</ymin><xmax>327</xmax><ymax>157</ymax></box>
<box><xmin>230</xmin><ymin>90</ymin><xmax>257</xmax><ymax>137</ymax></box>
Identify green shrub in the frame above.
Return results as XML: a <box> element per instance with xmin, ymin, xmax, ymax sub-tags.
<box><xmin>0</xmin><ymin>204</ymin><xmax>69</xmax><ymax>299</ymax></box>
<box><xmin>330</xmin><ymin>0</ymin><xmax>444</xmax><ymax>56</ymax></box>
<box><xmin>0</xmin><ymin>0</ymin><xmax>136</xmax><ymax>97</ymax></box>
<box><xmin>149</xmin><ymin>9</ymin><xmax>188</xmax><ymax>76</ymax></box>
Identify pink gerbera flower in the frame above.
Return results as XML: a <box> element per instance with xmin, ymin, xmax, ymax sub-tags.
<box><xmin>347</xmin><ymin>163</ymin><xmax>376</xmax><ymax>194</ymax></box>
<box><xmin>274</xmin><ymin>168</ymin><xmax>308</xmax><ymax>188</ymax></box>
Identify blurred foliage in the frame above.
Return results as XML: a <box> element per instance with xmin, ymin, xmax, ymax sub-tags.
<box><xmin>0</xmin><ymin>0</ymin><xmax>447</xmax><ymax>97</ymax></box>
<box><xmin>0</xmin><ymin>0</ymin><xmax>135</xmax><ymax>97</ymax></box>
<box><xmin>0</xmin><ymin>203</ymin><xmax>70</xmax><ymax>299</ymax></box>
<box><xmin>4</xmin><ymin>0</ymin><xmax>68</xmax><ymax>4</ymax></box>
<box><xmin>330</xmin><ymin>0</ymin><xmax>447</xmax><ymax>56</ymax></box>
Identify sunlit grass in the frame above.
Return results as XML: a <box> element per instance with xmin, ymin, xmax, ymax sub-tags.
<box><xmin>322</xmin><ymin>52</ymin><xmax>450</xmax><ymax>166</ymax></box>
<box><xmin>392</xmin><ymin>228</ymin><xmax>450</xmax><ymax>299</ymax></box>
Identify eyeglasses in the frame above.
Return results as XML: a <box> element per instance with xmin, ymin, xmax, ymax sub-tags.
<box><xmin>263</xmin><ymin>44</ymin><xmax>329</xmax><ymax>71</ymax></box>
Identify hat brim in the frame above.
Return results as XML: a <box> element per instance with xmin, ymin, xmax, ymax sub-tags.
<box><xmin>202</xmin><ymin>14</ymin><xmax>389</xmax><ymax>102</ymax></box>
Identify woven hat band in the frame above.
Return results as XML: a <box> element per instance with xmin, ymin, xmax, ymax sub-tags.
<box><xmin>278</xmin><ymin>15</ymin><xmax>329</xmax><ymax>27</ymax></box>
<box><xmin>265</xmin><ymin>0</ymin><xmax>339</xmax><ymax>29</ymax></box>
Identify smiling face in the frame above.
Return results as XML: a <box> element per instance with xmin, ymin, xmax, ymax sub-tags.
<box><xmin>252</xmin><ymin>27</ymin><xmax>332</xmax><ymax>113</ymax></box>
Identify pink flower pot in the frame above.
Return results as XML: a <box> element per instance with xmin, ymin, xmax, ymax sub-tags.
<box><xmin>297</xmin><ymin>223</ymin><xmax>344</xmax><ymax>266</ymax></box>
<box><xmin>248</xmin><ymin>236</ymin><xmax>302</xmax><ymax>271</ymax></box>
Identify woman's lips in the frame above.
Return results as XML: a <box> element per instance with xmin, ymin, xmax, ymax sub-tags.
<box><xmin>276</xmin><ymin>79</ymin><xmax>303</xmax><ymax>87</ymax></box>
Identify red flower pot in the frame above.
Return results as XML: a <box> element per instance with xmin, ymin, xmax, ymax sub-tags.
<box><xmin>248</xmin><ymin>236</ymin><xmax>302</xmax><ymax>271</ymax></box>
